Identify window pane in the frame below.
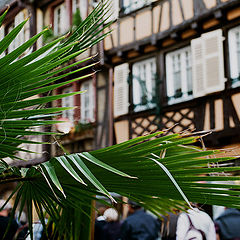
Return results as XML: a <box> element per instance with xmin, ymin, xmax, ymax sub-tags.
<box><xmin>236</xmin><ymin>31</ymin><xmax>240</xmax><ymax>76</ymax></box>
<box><xmin>123</xmin><ymin>0</ymin><xmax>153</xmax><ymax>14</ymax></box>
<box><xmin>173</xmin><ymin>54</ymin><xmax>182</xmax><ymax>98</ymax></box>
<box><xmin>166</xmin><ymin>46</ymin><xmax>192</xmax><ymax>104</ymax></box>
<box><xmin>132</xmin><ymin>58</ymin><xmax>156</xmax><ymax>112</ymax></box>
<box><xmin>62</xmin><ymin>87</ymin><xmax>74</xmax><ymax>121</ymax></box>
<box><xmin>81</xmin><ymin>81</ymin><xmax>94</xmax><ymax>122</ymax></box>
<box><xmin>186</xmin><ymin>50</ymin><xmax>192</xmax><ymax>95</ymax></box>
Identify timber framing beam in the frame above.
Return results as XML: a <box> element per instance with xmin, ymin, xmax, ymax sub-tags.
<box><xmin>105</xmin><ymin>0</ymin><xmax>240</xmax><ymax>60</ymax></box>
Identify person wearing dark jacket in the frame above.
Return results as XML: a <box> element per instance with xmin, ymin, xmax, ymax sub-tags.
<box><xmin>161</xmin><ymin>212</ymin><xmax>179</xmax><ymax>240</ymax></box>
<box><xmin>120</xmin><ymin>201</ymin><xmax>160</xmax><ymax>240</ymax></box>
<box><xmin>0</xmin><ymin>200</ymin><xmax>18</xmax><ymax>240</ymax></box>
<box><xmin>215</xmin><ymin>208</ymin><xmax>240</xmax><ymax>240</ymax></box>
<box><xmin>103</xmin><ymin>208</ymin><xmax>121</xmax><ymax>240</ymax></box>
<box><xmin>95</xmin><ymin>207</ymin><xmax>107</xmax><ymax>240</ymax></box>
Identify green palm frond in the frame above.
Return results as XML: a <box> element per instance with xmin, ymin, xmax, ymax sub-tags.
<box><xmin>1</xmin><ymin>132</ymin><xmax>240</xmax><ymax>239</ymax></box>
<box><xmin>0</xmin><ymin>1</ymin><xmax>111</xmax><ymax>161</ymax></box>
<box><xmin>0</xmin><ymin>1</ymin><xmax>239</xmax><ymax>240</ymax></box>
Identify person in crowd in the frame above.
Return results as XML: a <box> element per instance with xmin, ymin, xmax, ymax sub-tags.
<box><xmin>120</xmin><ymin>200</ymin><xmax>160</xmax><ymax>240</ymax></box>
<box><xmin>161</xmin><ymin>211</ymin><xmax>179</xmax><ymax>240</ymax></box>
<box><xmin>215</xmin><ymin>208</ymin><xmax>240</xmax><ymax>240</ymax></box>
<box><xmin>0</xmin><ymin>199</ymin><xmax>19</xmax><ymax>240</ymax></box>
<box><xmin>15</xmin><ymin>211</ymin><xmax>29</xmax><ymax>240</ymax></box>
<box><xmin>103</xmin><ymin>208</ymin><xmax>121</xmax><ymax>240</ymax></box>
<box><xmin>95</xmin><ymin>206</ymin><xmax>107</xmax><ymax>240</ymax></box>
<box><xmin>176</xmin><ymin>206</ymin><xmax>216</xmax><ymax>240</ymax></box>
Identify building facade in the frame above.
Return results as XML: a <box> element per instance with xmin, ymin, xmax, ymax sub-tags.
<box><xmin>103</xmin><ymin>0</ymin><xmax>240</xmax><ymax>159</ymax></box>
<box><xmin>0</xmin><ymin>0</ymin><xmax>109</xmax><ymax>163</ymax></box>
<box><xmin>1</xmin><ymin>0</ymin><xmax>240</xmax><ymax>162</ymax></box>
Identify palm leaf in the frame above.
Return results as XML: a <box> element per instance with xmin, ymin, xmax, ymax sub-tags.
<box><xmin>0</xmin><ymin>1</ymin><xmax>239</xmax><ymax>240</ymax></box>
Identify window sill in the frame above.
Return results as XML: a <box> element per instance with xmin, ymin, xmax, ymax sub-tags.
<box><xmin>134</xmin><ymin>103</ymin><xmax>156</xmax><ymax>112</ymax></box>
<box><xmin>232</xmin><ymin>81</ymin><xmax>240</xmax><ymax>89</ymax></box>
<box><xmin>59</xmin><ymin>127</ymin><xmax>94</xmax><ymax>144</ymax></box>
<box><xmin>167</xmin><ymin>95</ymin><xmax>193</xmax><ymax>105</ymax></box>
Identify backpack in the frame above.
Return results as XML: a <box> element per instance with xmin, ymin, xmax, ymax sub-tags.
<box><xmin>184</xmin><ymin>214</ymin><xmax>206</xmax><ymax>240</ymax></box>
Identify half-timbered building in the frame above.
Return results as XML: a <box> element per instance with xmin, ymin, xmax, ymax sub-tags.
<box><xmin>101</xmin><ymin>0</ymin><xmax>240</xmax><ymax>158</ymax></box>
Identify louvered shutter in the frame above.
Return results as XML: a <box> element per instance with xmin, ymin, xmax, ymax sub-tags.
<box><xmin>89</xmin><ymin>80</ymin><xmax>95</xmax><ymax>121</ymax></box>
<box><xmin>203</xmin><ymin>29</ymin><xmax>225</xmax><ymax>94</ymax></box>
<box><xmin>23</xmin><ymin>9</ymin><xmax>30</xmax><ymax>43</ymax></box>
<box><xmin>114</xmin><ymin>63</ymin><xmax>129</xmax><ymax>117</ymax></box>
<box><xmin>192</xmin><ymin>29</ymin><xmax>225</xmax><ymax>98</ymax></box>
<box><xmin>0</xmin><ymin>26</ymin><xmax>5</xmax><ymax>57</ymax></box>
<box><xmin>112</xmin><ymin>0</ymin><xmax>119</xmax><ymax>21</ymax></box>
<box><xmin>61</xmin><ymin>3</ymin><xmax>68</xmax><ymax>33</ymax></box>
<box><xmin>15</xmin><ymin>11</ymin><xmax>24</xmax><ymax>48</ymax></box>
<box><xmin>105</xmin><ymin>0</ymin><xmax>119</xmax><ymax>22</ymax></box>
<box><xmin>191</xmin><ymin>37</ymin><xmax>205</xmax><ymax>97</ymax></box>
<box><xmin>228</xmin><ymin>27</ymin><xmax>239</xmax><ymax>80</ymax></box>
<box><xmin>80</xmin><ymin>0</ymin><xmax>88</xmax><ymax>20</ymax></box>
<box><xmin>132</xmin><ymin>63</ymin><xmax>141</xmax><ymax>106</ymax></box>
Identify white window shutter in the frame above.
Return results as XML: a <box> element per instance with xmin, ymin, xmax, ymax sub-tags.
<box><xmin>114</xmin><ymin>63</ymin><xmax>129</xmax><ymax>117</ymax></box>
<box><xmin>80</xmin><ymin>0</ymin><xmax>88</xmax><ymax>20</ymax></box>
<box><xmin>15</xmin><ymin>11</ymin><xmax>25</xmax><ymax>47</ymax></box>
<box><xmin>61</xmin><ymin>4</ymin><xmax>68</xmax><ymax>33</ymax></box>
<box><xmin>191</xmin><ymin>37</ymin><xmax>205</xmax><ymax>98</ymax></box>
<box><xmin>228</xmin><ymin>27</ymin><xmax>238</xmax><ymax>79</ymax></box>
<box><xmin>0</xmin><ymin>26</ymin><xmax>5</xmax><ymax>57</ymax></box>
<box><xmin>105</xmin><ymin>0</ymin><xmax>119</xmax><ymax>23</ymax></box>
<box><xmin>23</xmin><ymin>9</ymin><xmax>30</xmax><ymax>43</ymax></box>
<box><xmin>14</xmin><ymin>14</ymin><xmax>20</xmax><ymax>49</ymax></box>
<box><xmin>90</xmin><ymin>81</ymin><xmax>95</xmax><ymax>121</ymax></box>
<box><xmin>202</xmin><ymin>29</ymin><xmax>225</xmax><ymax>94</ymax></box>
<box><xmin>166</xmin><ymin>54</ymin><xmax>174</xmax><ymax>98</ymax></box>
<box><xmin>112</xmin><ymin>0</ymin><xmax>119</xmax><ymax>21</ymax></box>
<box><xmin>132</xmin><ymin>63</ymin><xmax>141</xmax><ymax>106</ymax></box>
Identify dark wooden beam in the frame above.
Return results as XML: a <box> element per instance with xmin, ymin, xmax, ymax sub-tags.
<box><xmin>193</xmin><ymin>0</ymin><xmax>206</xmax><ymax>16</ymax></box>
<box><xmin>108</xmin><ymin>68</ymin><xmax>113</xmax><ymax>146</ymax></box>
<box><xmin>106</xmin><ymin>0</ymin><xmax>240</xmax><ymax>57</ymax></box>
<box><xmin>178</xmin><ymin>0</ymin><xmax>185</xmax><ymax>21</ymax></box>
<box><xmin>170</xmin><ymin>31</ymin><xmax>181</xmax><ymax>41</ymax></box>
<box><xmin>209</xmin><ymin>99</ymin><xmax>215</xmax><ymax>129</ymax></box>
<box><xmin>214</xmin><ymin>10</ymin><xmax>223</xmax><ymax>19</ymax></box>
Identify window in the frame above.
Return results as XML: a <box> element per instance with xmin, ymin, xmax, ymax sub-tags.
<box><xmin>62</xmin><ymin>86</ymin><xmax>74</xmax><ymax>122</ymax></box>
<box><xmin>53</xmin><ymin>3</ymin><xmax>67</xmax><ymax>36</ymax></box>
<box><xmin>166</xmin><ymin>29</ymin><xmax>225</xmax><ymax>104</ymax></box>
<box><xmin>72</xmin><ymin>0</ymin><xmax>80</xmax><ymax>13</ymax></box>
<box><xmin>166</xmin><ymin>46</ymin><xmax>192</xmax><ymax>104</ymax></box>
<box><xmin>72</xmin><ymin>0</ymin><xmax>88</xmax><ymax>20</ymax></box>
<box><xmin>81</xmin><ymin>80</ymin><xmax>94</xmax><ymax>122</ymax></box>
<box><xmin>7</xmin><ymin>10</ymin><xmax>30</xmax><ymax>53</ymax></box>
<box><xmin>114</xmin><ymin>63</ymin><xmax>129</xmax><ymax>117</ymax></box>
<box><xmin>91</xmin><ymin>0</ymin><xmax>118</xmax><ymax>21</ymax></box>
<box><xmin>0</xmin><ymin>27</ymin><xmax>4</xmax><ymax>57</ymax></box>
<box><xmin>122</xmin><ymin>0</ymin><xmax>154</xmax><ymax>14</ymax></box>
<box><xmin>7</xmin><ymin>23</ymin><xmax>15</xmax><ymax>53</ymax></box>
<box><xmin>228</xmin><ymin>25</ymin><xmax>240</xmax><ymax>87</ymax></box>
<box><xmin>132</xmin><ymin>58</ymin><xmax>156</xmax><ymax>112</ymax></box>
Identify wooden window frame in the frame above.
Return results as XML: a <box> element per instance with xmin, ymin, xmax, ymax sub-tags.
<box><xmin>53</xmin><ymin>2</ymin><xmax>67</xmax><ymax>36</ymax></box>
<box><xmin>62</xmin><ymin>86</ymin><xmax>75</xmax><ymax>122</ymax></box>
<box><xmin>80</xmin><ymin>79</ymin><xmax>95</xmax><ymax>123</ymax></box>
<box><xmin>132</xmin><ymin>57</ymin><xmax>157</xmax><ymax>112</ymax></box>
<box><xmin>228</xmin><ymin>24</ymin><xmax>240</xmax><ymax>88</ymax></box>
<box><xmin>165</xmin><ymin>46</ymin><xmax>193</xmax><ymax>105</ymax></box>
<box><xmin>121</xmin><ymin>0</ymin><xmax>154</xmax><ymax>15</ymax></box>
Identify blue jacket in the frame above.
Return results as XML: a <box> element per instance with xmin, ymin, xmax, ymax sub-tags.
<box><xmin>120</xmin><ymin>209</ymin><xmax>160</xmax><ymax>240</ymax></box>
<box><xmin>215</xmin><ymin>208</ymin><xmax>240</xmax><ymax>239</ymax></box>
